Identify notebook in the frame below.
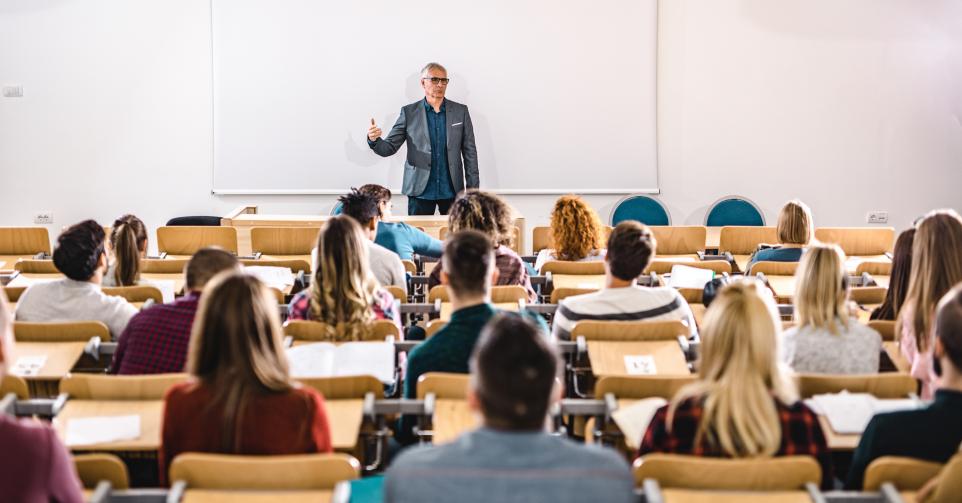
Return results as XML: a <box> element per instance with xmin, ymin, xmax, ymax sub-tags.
<box><xmin>245</xmin><ymin>266</ymin><xmax>295</xmax><ymax>291</ymax></box>
<box><xmin>65</xmin><ymin>415</ymin><xmax>141</xmax><ymax>447</ymax></box>
<box><xmin>611</xmin><ymin>397</ymin><xmax>668</xmax><ymax>448</ymax></box>
<box><xmin>808</xmin><ymin>392</ymin><xmax>920</xmax><ymax>434</ymax></box>
<box><xmin>287</xmin><ymin>341</ymin><xmax>394</xmax><ymax>383</ymax></box>
<box><xmin>666</xmin><ymin>264</ymin><xmax>715</xmax><ymax>289</ymax></box>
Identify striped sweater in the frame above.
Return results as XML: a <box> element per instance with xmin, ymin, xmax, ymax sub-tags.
<box><xmin>551</xmin><ymin>286</ymin><xmax>697</xmax><ymax>341</ymax></box>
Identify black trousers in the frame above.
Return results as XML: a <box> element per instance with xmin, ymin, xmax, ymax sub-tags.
<box><xmin>407</xmin><ymin>197</ymin><xmax>454</xmax><ymax>215</ymax></box>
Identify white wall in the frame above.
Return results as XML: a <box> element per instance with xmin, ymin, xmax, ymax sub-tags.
<box><xmin>1</xmin><ymin>0</ymin><xmax>960</xmax><ymax>254</ymax></box>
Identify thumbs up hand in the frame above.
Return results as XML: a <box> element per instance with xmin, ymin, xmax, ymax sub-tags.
<box><xmin>367</xmin><ymin>118</ymin><xmax>383</xmax><ymax>142</ymax></box>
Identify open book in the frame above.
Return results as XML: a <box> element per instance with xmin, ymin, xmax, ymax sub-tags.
<box><xmin>611</xmin><ymin>397</ymin><xmax>668</xmax><ymax>449</ymax></box>
<box><xmin>245</xmin><ymin>266</ymin><xmax>295</xmax><ymax>292</ymax></box>
<box><xmin>807</xmin><ymin>392</ymin><xmax>920</xmax><ymax>435</ymax></box>
<box><xmin>286</xmin><ymin>341</ymin><xmax>394</xmax><ymax>383</ymax></box>
<box><xmin>666</xmin><ymin>264</ymin><xmax>715</xmax><ymax>289</ymax></box>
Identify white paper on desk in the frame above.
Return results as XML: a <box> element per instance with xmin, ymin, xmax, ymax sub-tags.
<box><xmin>666</xmin><ymin>264</ymin><xmax>715</xmax><ymax>289</ymax></box>
<box><xmin>11</xmin><ymin>355</ymin><xmax>46</xmax><ymax>376</ymax></box>
<box><xmin>624</xmin><ymin>355</ymin><xmax>657</xmax><ymax>375</ymax></box>
<box><xmin>145</xmin><ymin>279</ymin><xmax>176</xmax><ymax>304</ymax></box>
<box><xmin>809</xmin><ymin>392</ymin><xmax>920</xmax><ymax>435</ymax></box>
<box><xmin>6</xmin><ymin>275</ymin><xmax>55</xmax><ymax>288</ymax></box>
<box><xmin>65</xmin><ymin>415</ymin><xmax>140</xmax><ymax>447</ymax></box>
<box><xmin>245</xmin><ymin>266</ymin><xmax>295</xmax><ymax>291</ymax></box>
<box><xmin>612</xmin><ymin>397</ymin><xmax>668</xmax><ymax>449</ymax></box>
<box><xmin>287</xmin><ymin>341</ymin><xmax>394</xmax><ymax>383</ymax></box>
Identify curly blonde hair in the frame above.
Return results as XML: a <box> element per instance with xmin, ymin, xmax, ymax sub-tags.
<box><xmin>550</xmin><ymin>195</ymin><xmax>604</xmax><ymax>261</ymax></box>
<box><xmin>448</xmin><ymin>190</ymin><xmax>514</xmax><ymax>248</ymax></box>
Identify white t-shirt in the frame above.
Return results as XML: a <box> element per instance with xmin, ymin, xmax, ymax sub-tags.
<box><xmin>15</xmin><ymin>278</ymin><xmax>139</xmax><ymax>339</ymax></box>
<box><xmin>551</xmin><ymin>285</ymin><xmax>697</xmax><ymax>341</ymax></box>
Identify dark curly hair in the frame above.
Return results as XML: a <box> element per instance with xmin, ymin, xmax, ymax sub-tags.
<box><xmin>53</xmin><ymin>220</ymin><xmax>106</xmax><ymax>281</ymax></box>
<box><xmin>447</xmin><ymin>190</ymin><xmax>514</xmax><ymax>248</ymax></box>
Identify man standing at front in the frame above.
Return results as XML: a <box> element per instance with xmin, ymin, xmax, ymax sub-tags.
<box><xmin>367</xmin><ymin>62</ymin><xmax>478</xmax><ymax>216</ymax></box>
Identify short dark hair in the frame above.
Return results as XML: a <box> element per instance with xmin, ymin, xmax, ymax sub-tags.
<box><xmin>338</xmin><ymin>189</ymin><xmax>380</xmax><ymax>227</ymax></box>
<box><xmin>471</xmin><ymin>314</ymin><xmax>560</xmax><ymax>430</ymax></box>
<box><xmin>936</xmin><ymin>285</ymin><xmax>962</xmax><ymax>373</ymax></box>
<box><xmin>605</xmin><ymin>221</ymin><xmax>656</xmax><ymax>281</ymax></box>
<box><xmin>186</xmin><ymin>247</ymin><xmax>241</xmax><ymax>291</ymax></box>
<box><xmin>357</xmin><ymin>185</ymin><xmax>392</xmax><ymax>219</ymax></box>
<box><xmin>53</xmin><ymin>220</ymin><xmax>106</xmax><ymax>281</ymax></box>
<box><xmin>442</xmin><ymin>230</ymin><xmax>494</xmax><ymax>297</ymax></box>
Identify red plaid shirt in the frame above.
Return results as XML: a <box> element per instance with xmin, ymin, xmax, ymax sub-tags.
<box><xmin>109</xmin><ymin>292</ymin><xmax>200</xmax><ymax>375</ymax></box>
<box><xmin>638</xmin><ymin>396</ymin><xmax>834</xmax><ymax>489</ymax></box>
<box><xmin>428</xmin><ymin>245</ymin><xmax>537</xmax><ymax>303</ymax></box>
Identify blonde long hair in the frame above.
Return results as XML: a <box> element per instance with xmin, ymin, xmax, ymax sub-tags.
<box><xmin>550</xmin><ymin>195</ymin><xmax>604</xmax><ymax>261</ymax></box>
<box><xmin>899</xmin><ymin>209</ymin><xmax>962</xmax><ymax>353</ymax></box>
<box><xmin>310</xmin><ymin>216</ymin><xmax>378</xmax><ymax>341</ymax></box>
<box><xmin>669</xmin><ymin>279</ymin><xmax>797</xmax><ymax>457</ymax></box>
<box><xmin>186</xmin><ymin>272</ymin><xmax>296</xmax><ymax>451</ymax></box>
<box><xmin>794</xmin><ymin>243</ymin><xmax>849</xmax><ymax>334</ymax></box>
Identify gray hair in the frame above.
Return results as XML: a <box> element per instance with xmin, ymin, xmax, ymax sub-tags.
<box><xmin>420</xmin><ymin>62</ymin><xmax>447</xmax><ymax>77</ymax></box>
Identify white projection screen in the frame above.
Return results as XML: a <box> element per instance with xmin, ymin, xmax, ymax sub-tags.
<box><xmin>211</xmin><ymin>0</ymin><xmax>658</xmax><ymax>194</ymax></box>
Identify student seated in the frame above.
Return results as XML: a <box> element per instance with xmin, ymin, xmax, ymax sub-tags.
<box><xmin>386</xmin><ymin>314</ymin><xmax>635</xmax><ymax>503</ymax></box>
<box><xmin>109</xmin><ymin>248</ymin><xmax>240</xmax><ymax>375</ymax></box>
<box><xmin>16</xmin><ymin>219</ymin><xmax>138</xmax><ymax>339</ymax></box>
<box><xmin>639</xmin><ymin>279</ymin><xmax>832</xmax><ymax>488</ymax></box>
<box><xmin>160</xmin><ymin>272</ymin><xmax>332</xmax><ymax>484</ymax></box>
<box><xmin>288</xmin><ymin>216</ymin><xmax>400</xmax><ymax>340</ymax></box>
<box><xmin>746</xmin><ymin>199</ymin><xmax>814</xmax><ymax>272</ymax></box>
<box><xmin>846</xmin><ymin>285</ymin><xmax>962</xmax><ymax>489</ymax></box>
<box><xmin>534</xmin><ymin>194</ymin><xmax>606</xmax><ymax>272</ymax></box>
<box><xmin>336</xmin><ymin>189</ymin><xmax>407</xmax><ymax>295</ymax></box>
<box><xmin>782</xmin><ymin>243</ymin><xmax>881</xmax><ymax>374</ymax></box>
<box><xmin>870</xmin><ymin>228</ymin><xmax>914</xmax><ymax>321</ymax></box>
<box><xmin>428</xmin><ymin>190</ymin><xmax>536</xmax><ymax>303</ymax></box>
<box><xmin>358</xmin><ymin>184</ymin><xmax>443</xmax><ymax>260</ymax></box>
<box><xmin>551</xmin><ymin>221</ymin><xmax>696</xmax><ymax>341</ymax></box>
<box><xmin>103</xmin><ymin>214</ymin><xmax>148</xmax><ymax>287</ymax></box>
<box><xmin>399</xmin><ymin>230</ymin><xmax>547</xmax><ymax>444</ymax></box>
<box><xmin>0</xmin><ymin>290</ymin><xmax>84</xmax><ymax>502</ymax></box>
<box><xmin>898</xmin><ymin>209</ymin><xmax>962</xmax><ymax>399</ymax></box>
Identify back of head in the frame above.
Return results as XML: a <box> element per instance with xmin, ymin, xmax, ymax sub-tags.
<box><xmin>776</xmin><ymin>200</ymin><xmax>814</xmax><ymax>246</ymax></box>
<box><xmin>110</xmin><ymin>214</ymin><xmax>148</xmax><ymax>286</ymax></box>
<box><xmin>902</xmin><ymin>209</ymin><xmax>962</xmax><ymax>353</ymax></box>
<box><xmin>442</xmin><ymin>230</ymin><xmax>494</xmax><ymax>298</ymax></box>
<box><xmin>338</xmin><ymin>189</ymin><xmax>380</xmax><ymax>228</ymax></box>
<box><xmin>357</xmin><ymin>184</ymin><xmax>392</xmax><ymax>218</ymax></box>
<box><xmin>53</xmin><ymin>220</ymin><xmax>106</xmax><ymax>281</ymax></box>
<box><xmin>448</xmin><ymin>189</ymin><xmax>514</xmax><ymax>248</ymax></box>
<box><xmin>936</xmin><ymin>285</ymin><xmax>962</xmax><ymax>376</ymax></box>
<box><xmin>875</xmin><ymin>228</ymin><xmax>915</xmax><ymax>320</ymax></box>
<box><xmin>794</xmin><ymin>243</ymin><xmax>849</xmax><ymax>334</ymax></box>
<box><xmin>550</xmin><ymin>195</ymin><xmax>604</xmax><ymax>261</ymax></box>
<box><xmin>187</xmin><ymin>271</ymin><xmax>291</xmax><ymax>449</ymax></box>
<box><xmin>311</xmin><ymin>215</ymin><xmax>376</xmax><ymax>341</ymax></box>
<box><xmin>605</xmin><ymin>221</ymin><xmax>656</xmax><ymax>281</ymax></box>
<box><xmin>185</xmin><ymin>247</ymin><xmax>241</xmax><ymax>291</ymax></box>
<box><xmin>470</xmin><ymin>314</ymin><xmax>560</xmax><ymax>431</ymax></box>
<box><xmin>673</xmin><ymin>278</ymin><xmax>795</xmax><ymax>457</ymax></box>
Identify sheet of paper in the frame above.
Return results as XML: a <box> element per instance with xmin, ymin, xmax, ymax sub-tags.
<box><xmin>333</xmin><ymin>342</ymin><xmax>395</xmax><ymax>383</ymax></box>
<box><xmin>666</xmin><ymin>264</ymin><xmax>715</xmax><ymax>289</ymax></box>
<box><xmin>65</xmin><ymin>415</ymin><xmax>141</xmax><ymax>447</ymax></box>
<box><xmin>871</xmin><ymin>398</ymin><xmax>921</xmax><ymax>415</ymax></box>
<box><xmin>11</xmin><ymin>355</ymin><xmax>47</xmax><ymax>377</ymax></box>
<box><xmin>624</xmin><ymin>355</ymin><xmax>657</xmax><ymax>375</ymax></box>
<box><xmin>245</xmin><ymin>266</ymin><xmax>295</xmax><ymax>291</ymax></box>
<box><xmin>611</xmin><ymin>397</ymin><xmax>668</xmax><ymax>449</ymax></box>
<box><xmin>146</xmin><ymin>279</ymin><xmax>176</xmax><ymax>304</ymax></box>
<box><xmin>809</xmin><ymin>393</ymin><xmax>921</xmax><ymax>435</ymax></box>
<box><xmin>6</xmin><ymin>275</ymin><xmax>55</xmax><ymax>288</ymax></box>
<box><xmin>287</xmin><ymin>342</ymin><xmax>337</xmax><ymax>378</ymax></box>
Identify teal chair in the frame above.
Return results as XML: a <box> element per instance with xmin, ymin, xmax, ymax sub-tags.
<box><xmin>610</xmin><ymin>195</ymin><xmax>670</xmax><ymax>226</ymax></box>
<box><xmin>705</xmin><ymin>196</ymin><xmax>764</xmax><ymax>227</ymax></box>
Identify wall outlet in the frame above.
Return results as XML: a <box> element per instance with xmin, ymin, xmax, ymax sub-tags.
<box><xmin>867</xmin><ymin>211</ymin><xmax>888</xmax><ymax>224</ymax></box>
<box><xmin>2</xmin><ymin>85</ymin><xmax>23</xmax><ymax>98</ymax></box>
<box><xmin>34</xmin><ymin>212</ymin><xmax>53</xmax><ymax>225</ymax></box>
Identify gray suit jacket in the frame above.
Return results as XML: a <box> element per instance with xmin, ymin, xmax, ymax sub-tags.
<box><xmin>369</xmin><ymin>99</ymin><xmax>479</xmax><ymax>197</ymax></box>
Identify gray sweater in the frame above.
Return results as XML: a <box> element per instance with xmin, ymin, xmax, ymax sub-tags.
<box><xmin>782</xmin><ymin>318</ymin><xmax>882</xmax><ymax>374</ymax></box>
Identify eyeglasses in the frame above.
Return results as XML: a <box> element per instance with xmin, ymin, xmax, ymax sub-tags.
<box><xmin>422</xmin><ymin>77</ymin><xmax>450</xmax><ymax>86</ymax></box>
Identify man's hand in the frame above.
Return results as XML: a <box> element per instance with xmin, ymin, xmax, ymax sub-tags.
<box><xmin>367</xmin><ymin>118</ymin><xmax>382</xmax><ymax>142</ymax></box>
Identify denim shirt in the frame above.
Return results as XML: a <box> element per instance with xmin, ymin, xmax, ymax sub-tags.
<box><xmin>419</xmin><ymin>98</ymin><xmax>455</xmax><ymax>200</ymax></box>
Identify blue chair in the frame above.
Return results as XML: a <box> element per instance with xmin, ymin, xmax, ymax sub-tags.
<box><xmin>705</xmin><ymin>196</ymin><xmax>765</xmax><ymax>227</ymax></box>
<box><xmin>331</xmin><ymin>201</ymin><xmax>344</xmax><ymax>216</ymax></box>
<box><xmin>610</xmin><ymin>195</ymin><xmax>670</xmax><ymax>226</ymax></box>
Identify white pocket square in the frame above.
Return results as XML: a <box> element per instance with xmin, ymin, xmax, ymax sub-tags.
<box><xmin>451</xmin><ymin>122</ymin><xmax>463</xmax><ymax>127</ymax></box>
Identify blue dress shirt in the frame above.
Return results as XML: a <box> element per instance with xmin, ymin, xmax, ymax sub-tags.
<box><xmin>419</xmin><ymin>99</ymin><xmax>455</xmax><ymax>200</ymax></box>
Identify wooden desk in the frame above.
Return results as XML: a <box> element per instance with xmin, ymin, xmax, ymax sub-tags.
<box><xmin>689</xmin><ymin>304</ymin><xmax>706</xmax><ymax>329</ymax></box>
<box><xmin>733</xmin><ymin>254</ymin><xmax>752</xmax><ymax>274</ymax></box>
<box><xmin>432</xmin><ymin>398</ymin><xmax>476</xmax><ymax>445</ymax></box>
<box><xmin>182</xmin><ymin>490</ymin><xmax>332</xmax><ymax>503</ymax></box>
<box><xmin>0</xmin><ymin>255</ymin><xmax>34</xmax><ymax>270</ymax></box>
<box><xmin>440</xmin><ymin>302</ymin><xmax>517</xmax><ymax>321</ymax></box>
<box><xmin>765</xmin><ymin>275</ymin><xmax>796</xmax><ymax>303</ymax></box>
<box><xmin>845</xmin><ymin>255</ymin><xmax>892</xmax><ymax>275</ymax></box>
<box><xmin>874</xmin><ymin>275</ymin><xmax>890</xmax><ymax>289</ymax></box>
<box><xmin>817</xmin><ymin>414</ymin><xmax>859</xmax><ymax>451</ymax></box>
<box><xmin>53</xmin><ymin>400</ymin><xmax>164</xmax><ymax>451</ymax></box>
<box><xmin>883</xmin><ymin>341</ymin><xmax>911</xmax><ymax>373</ymax></box>
<box><xmin>586</xmin><ymin>341</ymin><xmax>689</xmax><ymax>377</ymax></box>
<box><xmin>14</xmin><ymin>342</ymin><xmax>86</xmax><ymax>397</ymax></box>
<box><xmin>326</xmin><ymin>399</ymin><xmax>364</xmax><ymax>450</ymax></box>
<box><xmin>551</xmin><ymin>274</ymin><xmax>605</xmax><ymax>291</ymax></box>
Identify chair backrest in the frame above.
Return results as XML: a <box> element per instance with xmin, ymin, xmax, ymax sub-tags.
<box><xmin>284</xmin><ymin>319</ymin><xmax>400</xmax><ymax>342</ymax></box>
<box><xmin>297</xmin><ymin>375</ymin><xmax>383</xmax><ymax>400</ymax></box>
<box><xmin>2</xmin><ymin>286</ymin><xmax>26</xmax><ymax>303</ymax></box>
<box><xmin>102</xmin><ymin>285</ymin><xmax>164</xmax><ymax>304</ymax></box>
<box><xmin>719</xmin><ymin>226</ymin><xmax>778</xmax><ymax>255</ymax></box>
<box><xmin>401</xmin><ymin>260</ymin><xmax>418</xmax><ymax>275</ymax></box>
<box><xmin>550</xmin><ymin>287</ymin><xmax>598</xmax><ymax>304</ymax></box>
<box><xmin>633</xmin><ymin>454</ymin><xmax>821</xmax><ymax>490</ymax></box>
<box><xmin>156</xmin><ymin>226</ymin><xmax>238</xmax><ymax>255</ymax></box>
<box><xmin>863</xmin><ymin>456</ymin><xmax>943</xmax><ymax>491</ymax></box>
<box><xmin>572</xmin><ymin>320</ymin><xmax>689</xmax><ymax>342</ymax></box>
<box><xmin>749</xmin><ymin>261</ymin><xmax>798</xmax><ymax>276</ymax></box>
<box><xmin>928</xmin><ymin>452</ymin><xmax>962</xmax><ymax>503</ymax></box>
<box><xmin>169</xmin><ymin>453</ymin><xmax>360</xmax><ymax>490</ymax></box>
<box><xmin>849</xmin><ymin>287</ymin><xmax>886</xmax><ymax>306</ymax></box>
<box><xmin>649</xmin><ymin>226</ymin><xmax>707</xmax><ymax>255</ymax></box>
<box><xmin>611</xmin><ymin>195</ymin><xmax>671</xmax><ymax>226</ymax></box>
<box><xmin>814</xmin><ymin>227</ymin><xmax>895</xmax><ymax>256</ymax></box>
<box><xmin>541</xmin><ymin>260</ymin><xmax>606</xmax><ymax>275</ymax></box>
<box><xmin>141</xmin><ymin>258</ymin><xmax>189</xmax><ymax>274</ymax></box>
<box><xmin>250</xmin><ymin>227</ymin><xmax>320</xmax><ymax>255</ymax></box>
<box><xmin>867</xmin><ymin>320</ymin><xmax>896</xmax><ymax>341</ymax></box>
<box><xmin>73</xmin><ymin>453</ymin><xmax>130</xmax><ymax>489</ymax></box>
<box><xmin>855</xmin><ymin>261</ymin><xmax>892</xmax><ymax>277</ymax></box>
<box><xmin>0</xmin><ymin>374</ymin><xmax>29</xmax><ymax>399</ymax></box>
<box><xmin>417</xmin><ymin>372</ymin><xmax>469</xmax><ymax>399</ymax></box>
<box><xmin>425</xmin><ymin>320</ymin><xmax>446</xmax><ymax>338</ymax></box>
<box><xmin>384</xmin><ymin>285</ymin><xmax>406</xmax><ymax>301</ymax></box>
<box><xmin>13</xmin><ymin>259</ymin><xmax>58</xmax><ymax>273</ymax></box>
<box><xmin>532</xmin><ymin>226</ymin><xmax>614</xmax><ymax>254</ymax></box>
<box><xmin>240</xmin><ymin>258</ymin><xmax>312</xmax><ymax>275</ymax></box>
<box><xmin>440</xmin><ymin>226</ymin><xmax>522</xmax><ymax>253</ymax></box>
<box><xmin>0</xmin><ymin>227</ymin><xmax>51</xmax><ymax>255</ymax></box>
<box><xmin>705</xmin><ymin>197</ymin><xmax>766</xmax><ymax>227</ymax></box>
<box><xmin>594</xmin><ymin>375</ymin><xmax>697</xmax><ymax>400</ymax></box>
<box><xmin>795</xmin><ymin>373</ymin><xmax>917</xmax><ymax>399</ymax></box>
<box><xmin>13</xmin><ymin>321</ymin><xmax>109</xmax><ymax>342</ymax></box>
<box><xmin>646</xmin><ymin>260</ymin><xmax>731</xmax><ymax>275</ymax></box>
<box><xmin>428</xmin><ymin>285</ymin><xmax>527</xmax><ymax>304</ymax></box>
<box><xmin>60</xmin><ymin>373</ymin><xmax>188</xmax><ymax>400</ymax></box>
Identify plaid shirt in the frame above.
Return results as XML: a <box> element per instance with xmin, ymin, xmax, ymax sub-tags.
<box><xmin>109</xmin><ymin>292</ymin><xmax>200</xmax><ymax>375</ymax></box>
<box><xmin>428</xmin><ymin>245</ymin><xmax>537</xmax><ymax>303</ymax></box>
<box><xmin>639</xmin><ymin>396</ymin><xmax>834</xmax><ymax>489</ymax></box>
